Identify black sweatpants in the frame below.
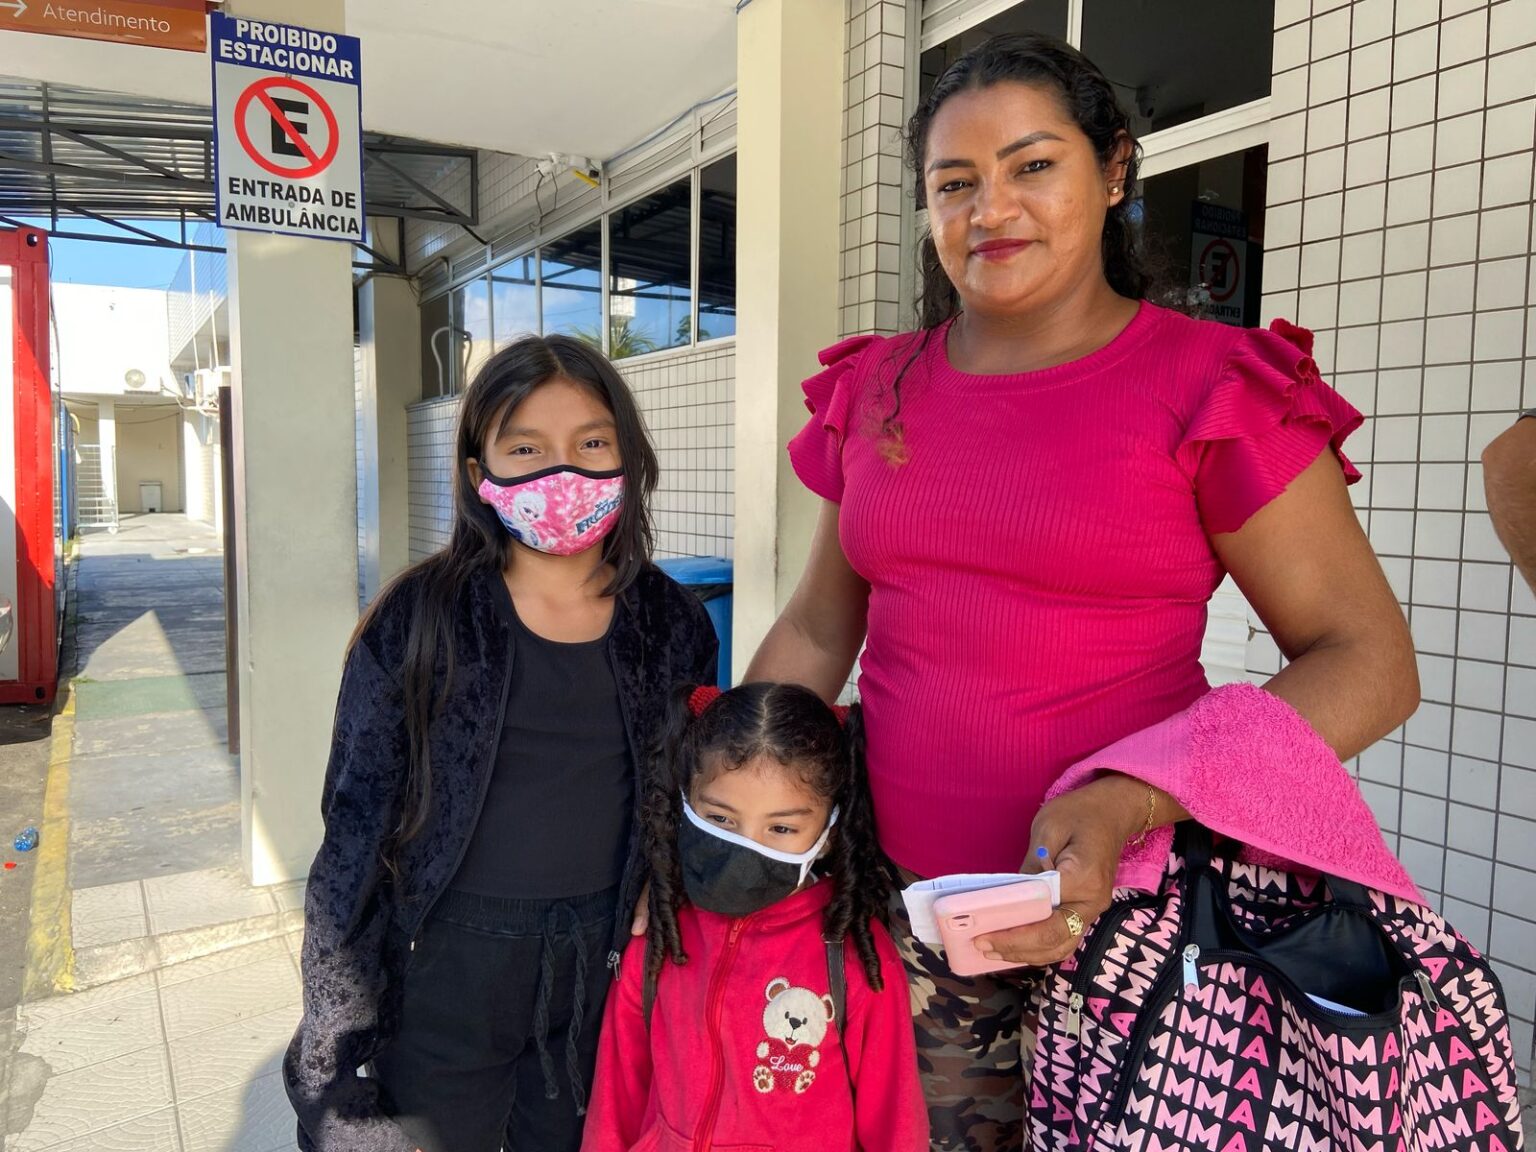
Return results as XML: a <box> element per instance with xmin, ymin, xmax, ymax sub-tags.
<box><xmin>372</xmin><ymin>887</ymin><xmax>618</xmax><ymax>1152</ymax></box>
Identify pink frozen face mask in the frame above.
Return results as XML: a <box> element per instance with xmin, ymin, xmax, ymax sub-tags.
<box><xmin>477</xmin><ymin>464</ymin><xmax>625</xmax><ymax>556</ymax></box>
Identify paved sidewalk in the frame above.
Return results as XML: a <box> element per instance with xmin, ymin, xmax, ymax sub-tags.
<box><xmin>7</xmin><ymin>937</ymin><xmax>301</xmax><ymax>1151</ymax></box>
<box><xmin>3</xmin><ymin>515</ymin><xmax>305</xmax><ymax>1152</ymax></box>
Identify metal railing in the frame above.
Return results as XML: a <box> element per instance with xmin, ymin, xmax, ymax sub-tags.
<box><xmin>75</xmin><ymin>444</ymin><xmax>119</xmax><ymax>533</ymax></box>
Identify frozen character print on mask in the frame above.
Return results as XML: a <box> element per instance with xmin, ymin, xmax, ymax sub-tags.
<box><xmin>509</xmin><ymin>489</ymin><xmax>548</xmax><ymax>550</ymax></box>
<box><xmin>752</xmin><ymin>978</ymin><xmax>834</xmax><ymax>1095</ymax></box>
<box><xmin>477</xmin><ymin>464</ymin><xmax>624</xmax><ymax>556</ymax></box>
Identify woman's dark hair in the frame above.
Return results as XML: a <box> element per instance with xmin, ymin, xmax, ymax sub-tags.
<box><xmin>876</xmin><ymin>33</ymin><xmax>1153</xmax><ymax>449</ymax></box>
<box><xmin>358</xmin><ymin>334</ymin><xmax>659</xmax><ymax>867</ymax></box>
<box><xmin>642</xmin><ymin>682</ymin><xmax>891</xmax><ymax>991</ymax></box>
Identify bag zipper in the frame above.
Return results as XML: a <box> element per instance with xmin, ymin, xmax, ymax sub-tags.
<box><xmin>1100</xmin><ymin>950</ymin><xmax>1186</xmax><ymax>1125</ymax></box>
<box><xmin>1102</xmin><ymin>949</ymin><xmax>1438</xmax><ymax>1131</ymax></box>
<box><xmin>1193</xmin><ymin>947</ymin><xmax>1427</xmax><ymax>1028</ymax></box>
<box><xmin>1065</xmin><ymin>895</ymin><xmax>1159</xmax><ymax>1038</ymax></box>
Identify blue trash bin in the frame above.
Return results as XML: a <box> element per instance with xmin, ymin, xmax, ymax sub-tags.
<box><xmin>656</xmin><ymin>557</ymin><xmax>733</xmax><ymax>690</ymax></box>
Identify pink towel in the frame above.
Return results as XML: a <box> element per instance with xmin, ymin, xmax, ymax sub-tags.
<box><xmin>1046</xmin><ymin>682</ymin><xmax>1422</xmax><ymax>903</ymax></box>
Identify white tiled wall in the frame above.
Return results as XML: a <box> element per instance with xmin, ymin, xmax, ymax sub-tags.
<box><xmin>842</xmin><ymin>0</ymin><xmax>909</xmax><ymax>338</ymax></box>
<box><xmin>406</xmin><ymin>396</ymin><xmax>456</xmax><ymax>563</ymax></box>
<box><xmin>1253</xmin><ymin>0</ymin><xmax>1536</xmax><ymax>1079</ymax></box>
<box><xmin>624</xmin><ymin>344</ymin><xmax>736</xmax><ymax>560</ymax></box>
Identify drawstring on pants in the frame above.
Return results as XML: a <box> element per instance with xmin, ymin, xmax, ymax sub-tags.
<box><xmin>530</xmin><ymin>901</ymin><xmax>591</xmax><ymax>1116</ymax></box>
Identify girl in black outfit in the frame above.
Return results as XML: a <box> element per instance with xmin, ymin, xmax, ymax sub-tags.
<box><xmin>284</xmin><ymin>335</ymin><xmax>717</xmax><ymax>1152</ymax></box>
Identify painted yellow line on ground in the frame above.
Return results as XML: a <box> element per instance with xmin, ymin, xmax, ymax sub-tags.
<box><xmin>23</xmin><ymin>684</ymin><xmax>76</xmax><ymax>1000</ymax></box>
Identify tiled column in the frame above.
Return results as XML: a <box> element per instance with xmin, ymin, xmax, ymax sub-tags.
<box><xmin>1254</xmin><ymin>0</ymin><xmax>1536</xmax><ymax>1078</ymax></box>
<box><xmin>840</xmin><ymin>0</ymin><xmax>910</xmax><ymax>338</ymax></box>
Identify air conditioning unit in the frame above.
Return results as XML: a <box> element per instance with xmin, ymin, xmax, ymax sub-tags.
<box><xmin>192</xmin><ymin>367</ymin><xmax>231</xmax><ymax>409</ymax></box>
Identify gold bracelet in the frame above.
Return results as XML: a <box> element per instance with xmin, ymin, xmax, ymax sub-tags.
<box><xmin>1130</xmin><ymin>785</ymin><xmax>1157</xmax><ymax>849</ymax></box>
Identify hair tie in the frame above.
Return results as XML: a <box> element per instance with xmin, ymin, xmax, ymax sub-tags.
<box><xmin>831</xmin><ymin>705</ymin><xmax>851</xmax><ymax>726</ymax></box>
<box><xmin>688</xmin><ymin>685</ymin><xmax>723</xmax><ymax>717</ymax></box>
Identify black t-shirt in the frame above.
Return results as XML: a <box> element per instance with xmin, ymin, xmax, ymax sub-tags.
<box><xmin>449</xmin><ymin>584</ymin><xmax>631</xmax><ymax>899</ymax></box>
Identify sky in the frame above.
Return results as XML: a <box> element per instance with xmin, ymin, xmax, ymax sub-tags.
<box><xmin>17</xmin><ymin>217</ymin><xmax>217</xmax><ymax>289</ymax></box>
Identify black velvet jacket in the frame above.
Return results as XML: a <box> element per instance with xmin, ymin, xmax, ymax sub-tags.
<box><xmin>283</xmin><ymin>563</ymin><xmax>717</xmax><ymax>1151</ymax></box>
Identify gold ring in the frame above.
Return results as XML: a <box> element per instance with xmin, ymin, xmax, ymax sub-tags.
<box><xmin>1063</xmin><ymin>909</ymin><xmax>1085</xmax><ymax>938</ymax></box>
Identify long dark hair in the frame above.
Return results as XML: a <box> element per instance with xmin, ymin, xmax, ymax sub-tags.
<box><xmin>359</xmin><ymin>334</ymin><xmax>659</xmax><ymax>868</ymax></box>
<box><xmin>642</xmin><ymin>683</ymin><xmax>891</xmax><ymax>991</ymax></box>
<box><xmin>877</xmin><ymin>33</ymin><xmax>1154</xmax><ymax>446</ymax></box>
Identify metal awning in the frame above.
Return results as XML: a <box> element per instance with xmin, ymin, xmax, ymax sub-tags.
<box><xmin>0</xmin><ymin>76</ymin><xmax>479</xmax><ymax>271</ymax></box>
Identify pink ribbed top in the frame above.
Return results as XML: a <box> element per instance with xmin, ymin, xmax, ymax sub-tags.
<box><xmin>788</xmin><ymin>303</ymin><xmax>1363</xmax><ymax>878</ymax></box>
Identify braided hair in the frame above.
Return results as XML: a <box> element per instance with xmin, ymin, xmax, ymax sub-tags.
<box><xmin>640</xmin><ymin>682</ymin><xmax>891</xmax><ymax>991</ymax></box>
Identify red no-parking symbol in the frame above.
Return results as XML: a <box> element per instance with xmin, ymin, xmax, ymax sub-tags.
<box><xmin>233</xmin><ymin>76</ymin><xmax>339</xmax><ymax>179</ymax></box>
<box><xmin>1197</xmin><ymin>237</ymin><xmax>1242</xmax><ymax>303</ymax></box>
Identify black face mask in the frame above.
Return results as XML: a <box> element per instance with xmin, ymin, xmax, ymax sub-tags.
<box><xmin>679</xmin><ymin>797</ymin><xmax>838</xmax><ymax>919</ymax></box>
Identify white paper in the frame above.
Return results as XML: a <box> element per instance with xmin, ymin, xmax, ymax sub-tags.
<box><xmin>901</xmin><ymin>872</ymin><xmax>1062</xmax><ymax>946</ymax></box>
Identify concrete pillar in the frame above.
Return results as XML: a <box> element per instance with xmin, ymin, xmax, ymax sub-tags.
<box><xmin>96</xmin><ymin>397</ymin><xmax>118</xmax><ymax>511</ymax></box>
<box><xmin>225</xmin><ymin>0</ymin><xmax>356</xmax><ymax>885</ymax></box>
<box><xmin>731</xmin><ymin>0</ymin><xmax>844</xmax><ymax>682</ymax></box>
<box><xmin>357</xmin><ymin>219</ymin><xmax>421</xmax><ymax>602</ymax></box>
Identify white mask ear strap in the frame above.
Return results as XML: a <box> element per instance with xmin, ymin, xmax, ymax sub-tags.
<box><xmin>797</xmin><ymin>807</ymin><xmax>840</xmax><ymax>885</ymax></box>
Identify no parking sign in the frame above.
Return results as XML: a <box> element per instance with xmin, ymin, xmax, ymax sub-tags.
<box><xmin>211</xmin><ymin>13</ymin><xmax>364</xmax><ymax>243</ymax></box>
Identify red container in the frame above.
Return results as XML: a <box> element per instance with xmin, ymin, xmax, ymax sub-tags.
<box><xmin>1</xmin><ymin>225</ymin><xmax>57</xmax><ymax>706</ymax></box>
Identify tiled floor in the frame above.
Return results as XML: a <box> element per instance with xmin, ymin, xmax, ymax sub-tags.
<box><xmin>71</xmin><ymin>868</ymin><xmax>306</xmax><ymax>953</ymax></box>
<box><xmin>6</xmin><ymin>930</ymin><xmax>304</xmax><ymax>1151</ymax></box>
<box><xmin>68</xmin><ymin>864</ymin><xmax>307</xmax><ymax>993</ymax></box>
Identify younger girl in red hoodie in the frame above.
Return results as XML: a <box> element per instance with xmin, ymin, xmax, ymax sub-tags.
<box><xmin>581</xmin><ymin>682</ymin><xmax>928</xmax><ymax>1151</ymax></box>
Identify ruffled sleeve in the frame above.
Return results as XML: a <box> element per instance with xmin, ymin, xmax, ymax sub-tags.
<box><xmin>1177</xmin><ymin>319</ymin><xmax>1364</xmax><ymax>535</ymax></box>
<box><xmin>786</xmin><ymin>334</ymin><xmax>881</xmax><ymax>504</ymax></box>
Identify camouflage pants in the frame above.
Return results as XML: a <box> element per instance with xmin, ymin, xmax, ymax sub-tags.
<box><xmin>889</xmin><ymin>876</ymin><xmax>1042</xmax><ymax>1152</ymax></box>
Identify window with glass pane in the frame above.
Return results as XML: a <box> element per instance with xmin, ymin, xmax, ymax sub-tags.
<box><xmin>1082</xmin><ymin>1</ymin><xmax>1273</xmax><ymax>132</ymax></box>
<box><xmin>420</xmin><ymin>292</ymin><xmax>453</xmax><ymax>398</ymax></box>
<box><xmin>451</xmin><ymin>276</ymin><xmax>493</xmax><ymax>389</ymax></box>
<box><xmin>608</xmin><ymin>176</ymin><xmax>692</xmax><ymax>356</ymax></box>
<box><xmin>1135</xmin><ymin>145</ymin><xmax>1268</xmax><ymax>326</ymax></box>
<box><xmin>541</xmin><ymin>224</ymin><xmax>603</xmax><ymax>346</ymax></box>
<box><xmin>919</xmin><ymin>0</ymin><xmax>1068</xmax><ymax>104</ymax></box>
<box><xmin>492</xmin><ymin>254</ymin><xmax>539</xmax><ymax>349</ymax></box>
<box><xmin>698</xmin><ymin>156</ymin><xmax>737</xmax><ymax>342</ymax></box>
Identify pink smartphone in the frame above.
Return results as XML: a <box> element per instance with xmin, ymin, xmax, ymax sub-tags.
<box><xmin>934</xmin><ymin>883</ymin><xmax>1055</xmax><ymax>975</ymax></box>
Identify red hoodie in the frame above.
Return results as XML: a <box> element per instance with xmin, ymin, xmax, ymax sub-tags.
<box><xmin>581</xmin><ymin>881</ymin><xmax>929</xmax><ymax>1152</ymax></box>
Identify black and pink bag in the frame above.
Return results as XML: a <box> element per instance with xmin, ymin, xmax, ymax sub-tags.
<box><xmin>1030</xmin><ymin>824</ymin><xmax>1525</xmax><ymax>1152</ymax></box>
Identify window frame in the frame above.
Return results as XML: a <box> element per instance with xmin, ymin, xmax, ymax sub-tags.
<box><xmin>420</xmin><ymin>101</ymin><xmax>737</xmax><ymax>392</ymax></box>
<box><xmin>539</xmin><ymin>219</ymin><xmax>605</xmax><ymax>347</ymax></box>
<box><xmin>607</xmin><ymin>173</ymin><xmax>697</xmax><ymax>358</ymax></box>
<box><xmin>913</xmin><ymin>0</ymin><xmax>1272</xmax><ymax>208</ymax></box>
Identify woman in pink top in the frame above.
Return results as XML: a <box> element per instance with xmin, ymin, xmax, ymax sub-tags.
<box><xmin>746</xmin><ymin>32</ymin><xmax>1419</xmax><ymax>1149</ymax></box>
